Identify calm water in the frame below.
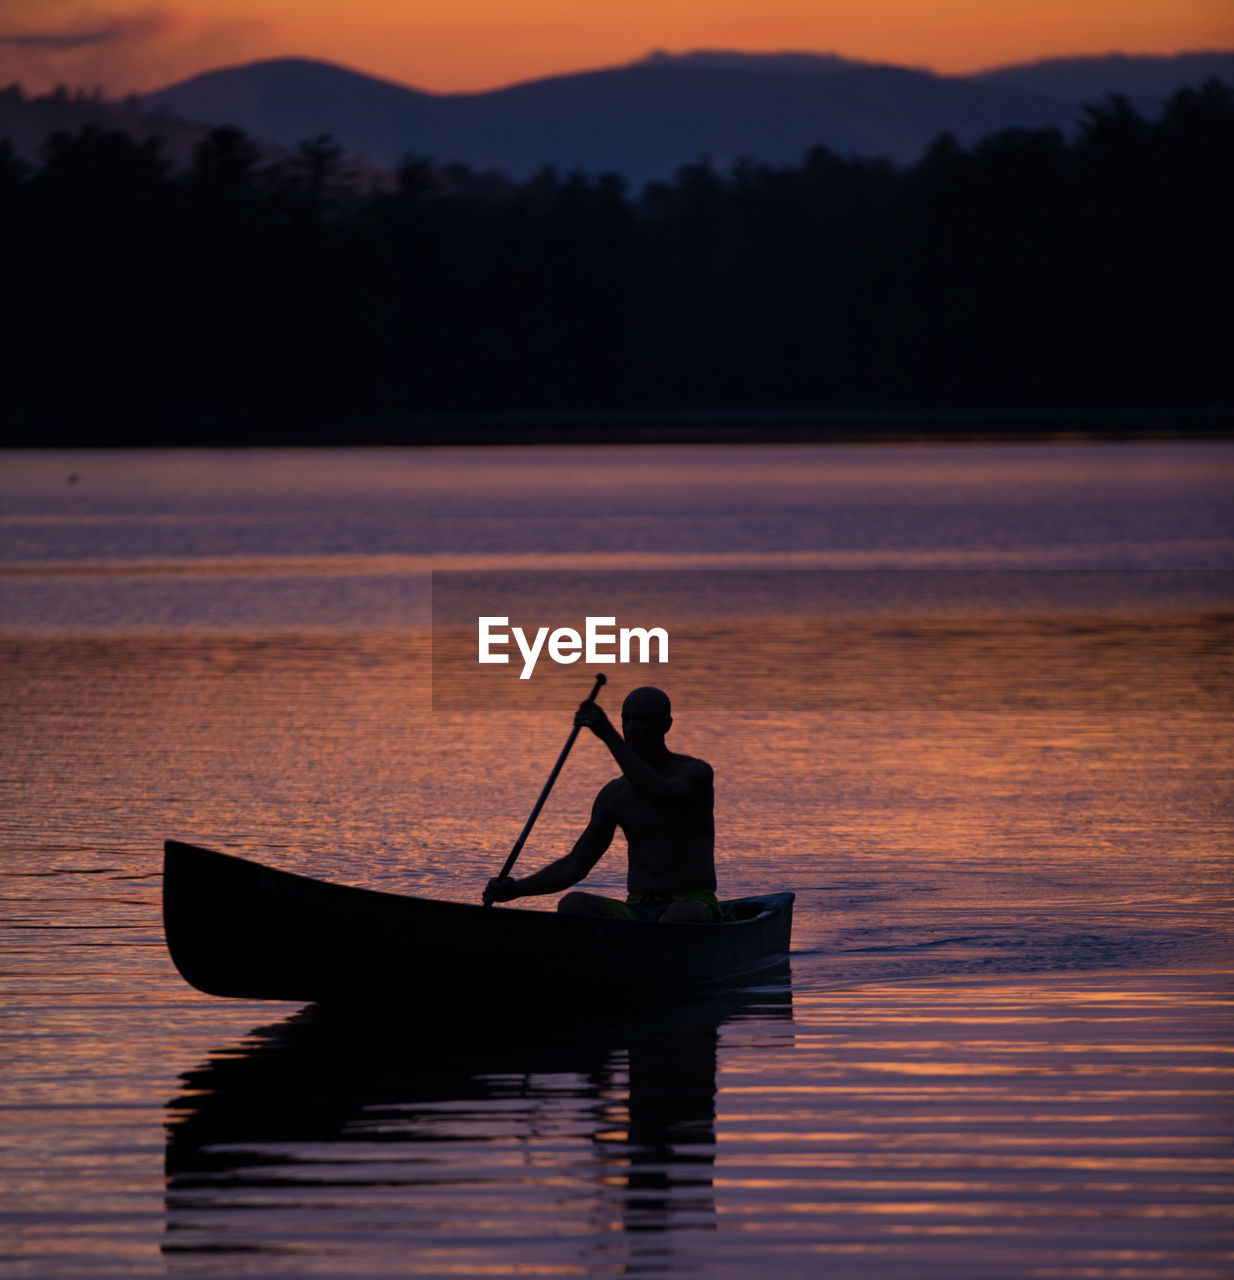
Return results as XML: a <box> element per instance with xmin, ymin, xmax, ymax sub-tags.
<box><xmin>1</xmin><ymin>443</ymin><xmax>1232</xmax><ymax>1278</ymax></box>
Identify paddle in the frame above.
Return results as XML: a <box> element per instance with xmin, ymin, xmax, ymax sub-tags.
<box><xmin>486</xmin><ymin>672</ymin><xmax>606</xmax><ymax>905</ymax></box>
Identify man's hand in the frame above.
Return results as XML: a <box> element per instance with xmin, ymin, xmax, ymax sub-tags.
<box><xmin>574</xmin><ymin>700</ymin><xmax>618</xmax><ymax>742</ymax></box>
<box><xmin>483</xmin><ymin>876</ymin><xmax>520</xmax><ymax>906</ymax></box>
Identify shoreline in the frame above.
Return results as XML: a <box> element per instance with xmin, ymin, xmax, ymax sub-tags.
<box><xmin>3</xmin><ymin>405</ymin><xmax>1232</xmax><ymax>448</ymax></box>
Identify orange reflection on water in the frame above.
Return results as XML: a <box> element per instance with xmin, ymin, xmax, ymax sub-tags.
<box><xmin>2</xmin><ymin>575</ymin><xmax>1231</xmax><ymax>1278</ymax></box>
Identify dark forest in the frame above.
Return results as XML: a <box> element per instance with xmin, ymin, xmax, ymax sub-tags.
<box><xmin>1</xmin><ymin>82</ymin><xmax>1231</xmax><ymax>444</ymax></box>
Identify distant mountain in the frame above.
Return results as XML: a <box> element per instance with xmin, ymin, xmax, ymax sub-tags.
<box><xmin>139</xmin><ymin>54</ymin><xmax>1079</xmax><ymax>181</ymax></box>
<box><xmin>974</xmin><ymin>51</ymin><xmax>1234</xmax><ymax>109</ymax></box>
<box><xmin>120</xmin><ymin>47</ymin><xmax>1231</xmax><ymax>183</ymax></box>
<box><xmin>637</xmin><ymin>50</ymin><xmax>888</xmax><ymax>75</ymax></box>
<box><xmin>137</xmin><ymin>59</ymin><xmax>434</xmax><ymax>166</ymax></box>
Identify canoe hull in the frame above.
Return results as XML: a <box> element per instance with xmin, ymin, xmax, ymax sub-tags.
<box><xmin>163</xmin><ymin>840</ymin><xmax>794</xmax><ymax>1004</ymax></box>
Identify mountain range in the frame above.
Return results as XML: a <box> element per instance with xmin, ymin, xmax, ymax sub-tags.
<box><xmin>92</xmin><ymin>48</ymin><xmax>1234</xmax><ymax>182</ymax></box>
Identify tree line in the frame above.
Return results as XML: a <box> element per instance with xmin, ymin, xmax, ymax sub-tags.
<box><xmin>1</xmin><ymin>81</ymin><xmax>1231</xmax><ymax>443</ymax></box>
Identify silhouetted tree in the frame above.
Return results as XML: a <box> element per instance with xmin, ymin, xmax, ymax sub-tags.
<box><xmin>0</xmin><ymin>137</ymin><xmax>28</xmax><ymax>192</ymax></box>
<box><xmin>0</xmin><ymin>83</ymin><xmax>1230</xmax><ymax>439</ymax></box>
<box><xmin>280</xmin><ymin>133</ymin><xmax>359</xmax><ymax>224</ymax></box>
<box><xmin>393</xmin><ymin>155</ymin><xmax>437</xmax><ymax>202</ymax></box>
<box><xmin>187</xmin><ymin>126</ymin><xmax>262</xmax><ymax>207</ymax></box>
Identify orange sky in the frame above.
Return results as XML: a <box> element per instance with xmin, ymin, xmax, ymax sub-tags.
<box><xmin>1</xmin><ymin>0</ymin><xmax>1231</xmax><ymax>96</ymax></box>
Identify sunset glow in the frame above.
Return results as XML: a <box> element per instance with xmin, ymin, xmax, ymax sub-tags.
<box><xmin>0</xmin><ymin>0</ymin><xmax>1230</xmax><ymax>96</ymax></box>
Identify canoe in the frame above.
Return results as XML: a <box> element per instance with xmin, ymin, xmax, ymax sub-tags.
<box><xmin>162</xmin><ymin>840</ymin><xmax>794</xmax><ymax>1005</ymax></box>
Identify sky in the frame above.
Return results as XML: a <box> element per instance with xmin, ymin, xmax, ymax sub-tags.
<box><xmin>1</xmin><ymin>0</ymin><xmax>1231</xmax><ymax>97</ymax></box>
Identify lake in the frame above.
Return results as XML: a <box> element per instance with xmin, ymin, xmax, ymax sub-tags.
<box><xmin>1</xmin><ymin>442</ymin><xmax>1231</xmax><ymax>1278</ymax></box>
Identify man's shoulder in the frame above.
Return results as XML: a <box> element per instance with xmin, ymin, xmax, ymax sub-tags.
<box><xmin>596</xmin><ymin>753</ymin><xmax>713</xmax><ymax>815</ymax></box>
<box><xmin>602</xmin><ymin>754</ymin><xmax>711</xmax><ymax>786</ymax></box>
<box><xmin>670</xmin><ymin>752</ymin><xmax>713</xmax><ymax>782</ymax></box>
<box><xmin>594</xmin><ymin>776</ymin><xmax>629</xmax><ymax>809</ymax></box>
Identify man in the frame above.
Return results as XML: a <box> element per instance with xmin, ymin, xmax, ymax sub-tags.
<box><xmin>483</xmin><ymin>686</ymin><xmax>720</xmax><ymax>922</ymax></box>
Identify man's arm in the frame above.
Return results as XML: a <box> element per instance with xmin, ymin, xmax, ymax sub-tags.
<box><xmin>574</xmin><ymin>703</ymin><xmax>711</xmax><ymax>807</ymax></box>
<box><xmin>483</xmin><ymin>794</ymin><xmax>617</xmax><ymax>905</ymax></box>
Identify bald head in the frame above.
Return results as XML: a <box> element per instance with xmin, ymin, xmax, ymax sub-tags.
<box><xmin>622</xmin><ymin>686</ymin><xmax>671</xmax><ymax>721</ymax></box>
<box><xmin>620</xmin><ymin>686</ymin><xmax>672</xmax><ymax>757</ymax></box>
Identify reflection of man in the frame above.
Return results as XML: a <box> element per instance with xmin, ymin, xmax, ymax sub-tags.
<box><xmin>622</xmin><ymin>1020</ymin><xmax>719</xmax><ymax>1239</ymax></box>
<box><xmin>483</xmin><ymin>687</ymin><xmax>720</xmax><ymax>922</ymax></box>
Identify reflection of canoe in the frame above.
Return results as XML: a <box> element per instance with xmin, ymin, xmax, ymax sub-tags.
<box><xmin>166</xmin><ymin>980</ymin><xmax>793</xmax><ymax>1182</ymax></box>
<box><xmin>164</xmin><ymin>982</ymin><xmax>794</xmax><ymax>1260</ymax></box>
<box><xmin>162</xmin><ymin>840</ymin><xmax>794</xmax><ymax>1004</ymax></box>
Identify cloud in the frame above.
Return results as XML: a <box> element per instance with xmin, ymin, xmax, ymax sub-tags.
<box><xmin>0</xmin><ymin>4</ymin><xmax>274</xmax><ymax>95</ymax></box>
<box><xmin>0</xmin><ymin>11</ymin><xmax>172</xmax><ymax>53</ymax></box>
<box><xmin>2</xmin><ymin>30</ymin><xmax>121</xmax><ymax>50</ymax></box>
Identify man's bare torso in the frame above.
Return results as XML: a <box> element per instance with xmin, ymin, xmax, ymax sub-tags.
<box><xmin>595</xmin><ymin>752</ymin><xmax>715</xmax><ymax>894</ymax></box>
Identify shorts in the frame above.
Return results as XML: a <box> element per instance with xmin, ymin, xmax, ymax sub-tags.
<box><xmin>600</xmin><ymin>889</ymin><xmax>723</xmax><ymax>923</ymax></box>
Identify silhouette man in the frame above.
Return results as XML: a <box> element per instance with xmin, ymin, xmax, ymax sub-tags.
<box><xmin>483</xmin><ymin>687</ymin><xmax>718</xmax><ymax>922</ymax></box>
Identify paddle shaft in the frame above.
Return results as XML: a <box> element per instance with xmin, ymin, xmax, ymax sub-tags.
<box><xmin>489</xmin><ymin>673</ymin><xmax>606</xmax><ymax>896</ymax></box>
